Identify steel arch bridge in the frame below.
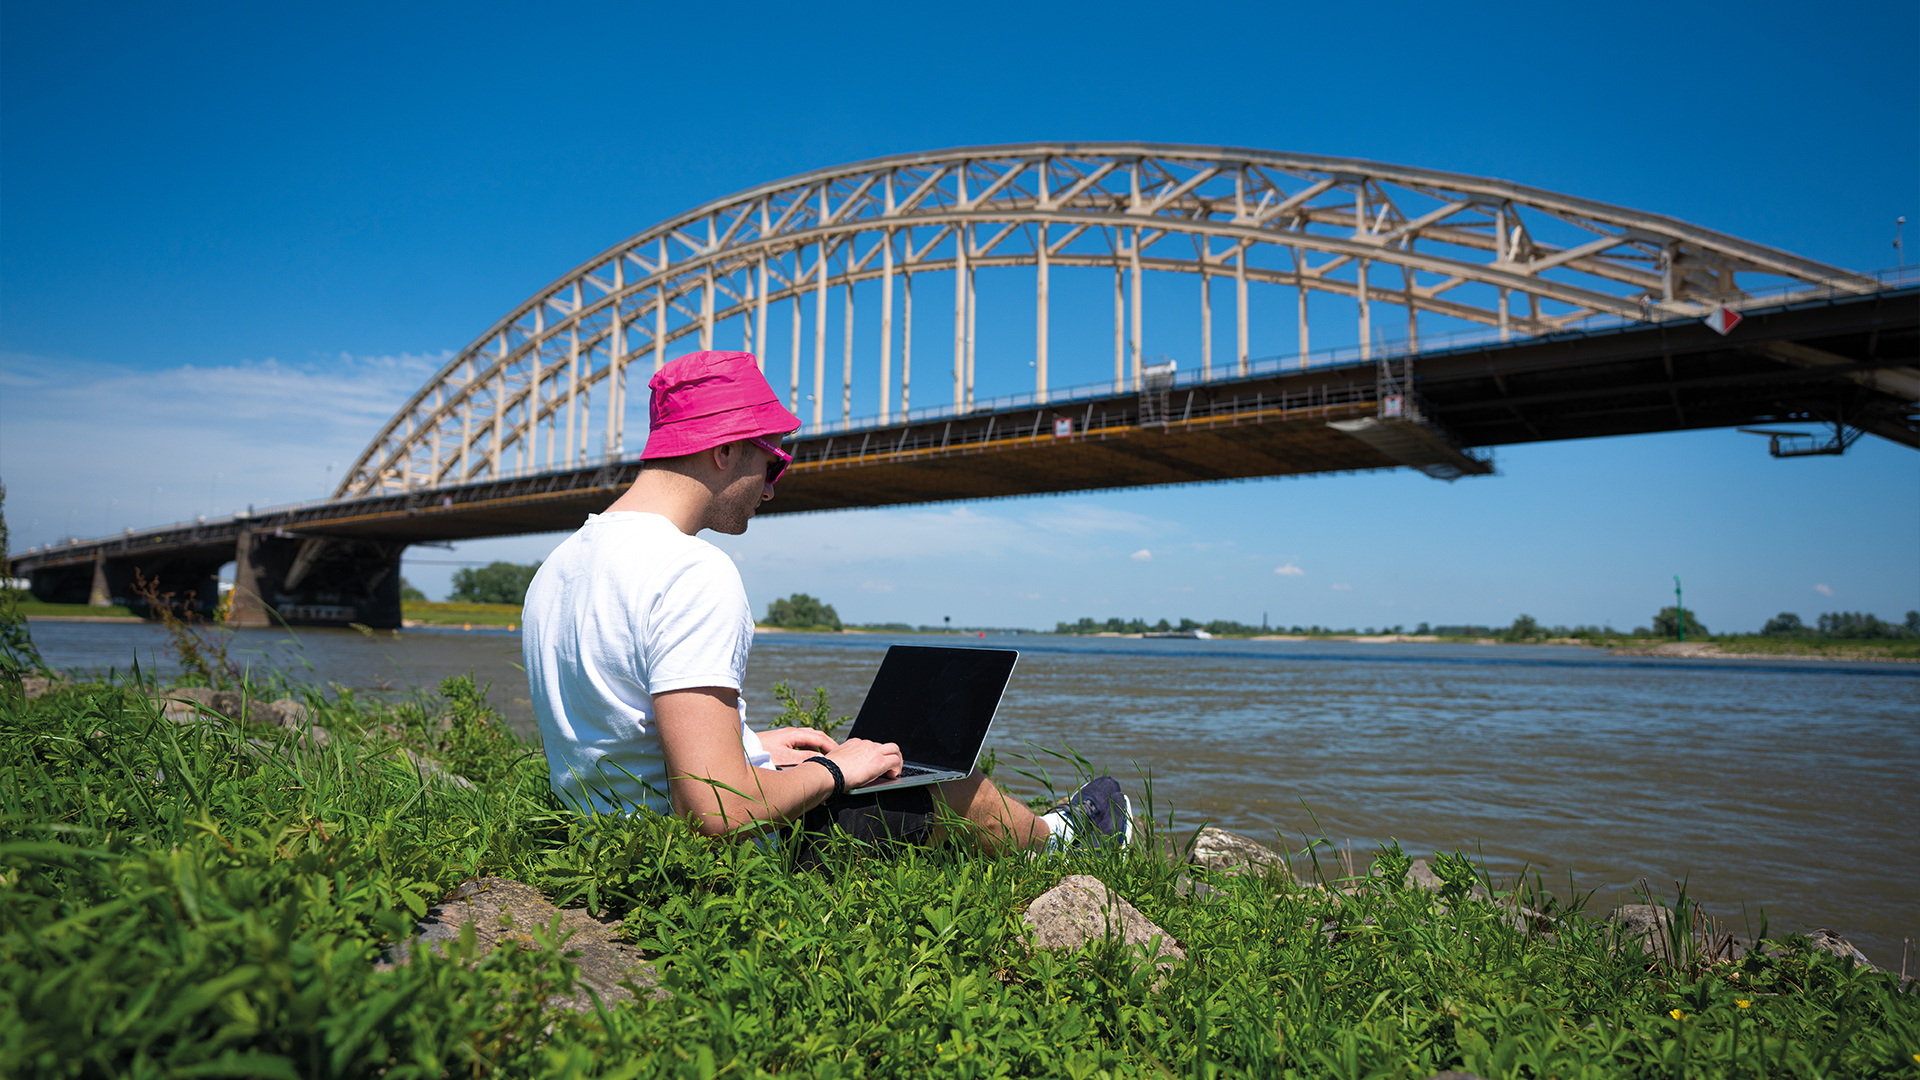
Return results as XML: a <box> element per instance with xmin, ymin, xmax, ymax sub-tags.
<box><xmin>338</xmin><ymin>142</ymin><xmax>1879</xmax><ymax>500</ymax></box>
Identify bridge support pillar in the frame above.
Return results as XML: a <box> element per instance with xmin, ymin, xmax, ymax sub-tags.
<box><xmin>88</xmin><ymin>554</ymin><xmax>112</xmax><ymax>606</ymax></box>
<box><xmin>230</xmin><ymin>530</ymin><xmax>405</xmax><ymax>629</ymax></box>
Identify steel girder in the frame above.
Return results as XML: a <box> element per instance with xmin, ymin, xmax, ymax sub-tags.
<box><xmin>337</xmin><ymin>142</ymin><xmax>1875</xmax><ymax>499</ymax></box>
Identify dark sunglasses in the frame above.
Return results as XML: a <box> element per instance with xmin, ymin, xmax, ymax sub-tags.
<box><xmin>747</xmin><ymin>436</ymin><xmax>792</xmax><ymax>485</ymax></box>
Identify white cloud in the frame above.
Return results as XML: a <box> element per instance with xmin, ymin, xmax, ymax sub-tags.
<box><xmin>1273</xmin><ymin>562</ymin><xmax>1304</xmax><ymax>576</ymax></box>
<box><xmin>1814</xmin><ymin>583</ymin><xmax>1833</xmax><ymax>596</ymax></box>
<box><xmin>1330</xmin><ymin>583</ymin><xmax>1352</xmax><ymax>591</ymax></box>
<box><xmin>1026</xmin><ymin>503</ymin><xmax>1161</xmax><ymax>537</ymax></box>
<box><xmin>0</xmin><ymin>349</ymin><xmax>447</xmax><ymax>547</ymax></box>
<box><xmin>1130</xmin><ymin>549</ymin><xmax>1153</xmax><ymax>561</ymax></box>
<box><xmin>860</xmin><ymin>579</ymin><xmax>896</xmax><ymax>593</ymax></box>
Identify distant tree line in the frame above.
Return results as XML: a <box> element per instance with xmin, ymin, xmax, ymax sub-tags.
<box><xmin>379</xmin><ymin>565</ymin><xmax>1920</xmax><ymax>643</ymax></box>
<box><xmin>1050</xmin><ymin>608</ymin><xmax>1919</xmax><ymax>641</ymax></box>
<box><xmin>752</xmin><ymin>596</ymin><xmax>1920</xmax><ymax>642</ymax></box>
<box><xmin>1760</xmin><ymin>610</ymin><xmax>1920</xmax><ymax>639</ymax></box>
<box><xmin>392</xmin><ymin>563</ymin><xmax>543</xmax><ymax>605</ymax></box>
<box><xmin>1055</xmin><ymin>616</ymin><xmax>1272</xmax><ymax>636</ymax></box>
<box><xmin>1053</xmin><ymin>615</ymin><xmax>1628</xmax><ymax>639</ymax></box>
<box><xmin>764</xmin><ymin>593</ymin><xmax>842</xmax><ymax>630</ymax></box>
<box><xmin>449</xmin><ymin>562</ymin><xmax>542</xmax><ymax>605</ymax></box>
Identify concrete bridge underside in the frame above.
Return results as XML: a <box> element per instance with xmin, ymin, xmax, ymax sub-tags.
<box><xmin>14</xmin><ymin>287</ymin><xmax>1917</xmax><ymax>628</ymax></box>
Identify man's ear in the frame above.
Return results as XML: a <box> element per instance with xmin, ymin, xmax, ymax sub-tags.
<box><xmin>706</xmin><ymin>441</ymin><xmax>736</xmax><ymax>475</ymax></box>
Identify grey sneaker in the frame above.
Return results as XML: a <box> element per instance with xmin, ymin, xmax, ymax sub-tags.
<box><xmin>1059</xmin><ymin>776</ymin><xmax>1134</xmax><ymax>846</ymax></box>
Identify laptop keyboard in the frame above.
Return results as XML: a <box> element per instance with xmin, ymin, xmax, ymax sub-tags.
<box><xmin>896</xmin><ymin>764</ymin><xmax>940</xmax><ymax>778</ymax></box>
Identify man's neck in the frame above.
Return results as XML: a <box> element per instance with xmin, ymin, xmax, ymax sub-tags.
<box><xmin>604</xmin><ymin>469</ymin><xmax>709</xmax><ymax>535</ymax></box>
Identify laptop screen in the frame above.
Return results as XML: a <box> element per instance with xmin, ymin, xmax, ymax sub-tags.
<box><xmin>845</xmin><ymin>646</ymin><xmax>1018</xmax><ymax>772</ymax></box>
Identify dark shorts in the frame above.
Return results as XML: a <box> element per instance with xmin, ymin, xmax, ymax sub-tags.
<box><xmin>793</xmin><ymin>784</ymin><xmax>937</xmax><ymax>866</ymax></box>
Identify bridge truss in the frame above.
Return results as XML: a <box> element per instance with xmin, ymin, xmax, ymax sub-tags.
<box><xmin>338</xmin><ymin>143</ymin><xmax>1878</xmax><ymax>499</ymax></box>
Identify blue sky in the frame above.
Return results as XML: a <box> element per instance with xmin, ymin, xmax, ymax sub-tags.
<box><xmin>3</xmin><ymin>0</ymin><xmax>1915</xmax><ymax>631</ymax></box>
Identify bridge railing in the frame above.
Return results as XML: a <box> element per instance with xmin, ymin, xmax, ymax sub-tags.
<box><xmin>789</xmin><ymin>379</ymin><xmax>1388</xmax><ymax>470</ymax></box>
<box><xmin>816</xmin><ymin>262</ymin><xmax>1920</xmax><ymax>438</ymax></box>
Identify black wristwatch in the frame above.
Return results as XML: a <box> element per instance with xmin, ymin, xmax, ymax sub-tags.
<box><xmin>805</xmin><ymin>755</ymin><xmax>845</xmax><ymax>798</ymax></box>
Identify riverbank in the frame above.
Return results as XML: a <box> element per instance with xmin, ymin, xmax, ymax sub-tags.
<box><xmin>401</xmin><ymin>599</ymin><xmax>523</xmax><ymax>627</ymax></box>
<box><xmin>6</xmin><ymin>669</ymin><xmax>1913</xmax><ymax>1077</ymax></box>
<box><xmin>1067</xmin><ymin>629</ymin><xmax>1920</xmax><ymax>661</ymax></box>
<box><xmin>1609</xmin><ymin>638</ymin><xmax>1920</xmax><ymax>662</ymax></box>
<box><xmin>16</xmin><ymin>598</ymin><xmax>139</xmax><ymax>620</ymax></box>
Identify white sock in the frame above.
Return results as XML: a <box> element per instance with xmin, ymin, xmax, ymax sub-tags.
<box><xmin>1040</xmin><ymin>809</ymin><xmax>1075</xmax><ymax>849</ymax></box>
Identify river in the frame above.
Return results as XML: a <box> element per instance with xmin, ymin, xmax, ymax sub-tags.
<box><xmin>28</xmin><ymin>618</ymin><xmax>1919</xmax><ymax>968</ymax></box>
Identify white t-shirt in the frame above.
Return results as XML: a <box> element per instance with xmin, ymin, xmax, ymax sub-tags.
<box><xmin>522</xmin><ymin>511</ymin><xmax>771</xmax><ymax>815</ymax></box>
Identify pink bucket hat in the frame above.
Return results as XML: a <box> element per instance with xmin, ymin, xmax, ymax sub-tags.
<box><xmin>640</xmin><ymin>351</ymin><xmax>802</xmax><ymax>460</ymax></box>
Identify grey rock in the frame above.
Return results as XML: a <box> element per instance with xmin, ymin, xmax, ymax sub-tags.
<box><xmin>255</xmin><ymin>697</ymin><xmax>313</xmax><ymax>729</ymax></box>
<box><xmin>161</xmin><ymin>687</ymin><xmax>244</xmax><ymax>718</ymax></box>
<box><xmin>1024</xmin><ymin>874</ymin><xmax>1185</xmax><ymax>968</ymax></box>
<box><xmin>1606</xmin><ymin>905</ymin><xmax>1752</xmax><ymax>964</ymax></box>
<box><xmin>154</xmin><ymin>688</ymin><xmax>465</xmax><ymax>778</ymax></box>
<box><xmin>1505</xmin><ymin>905</ymin><xmax>1557</xmax><ymax>937</ymax></box>
<box><xmin>399</xmin><ymin>748</ymin><xmax>476</xmax><ymax>790</ymax></box>
<box><xmin>1402</xmin><ymin>858</ymin><xmax>1491</xmax><ymax>901</ymax></box>
<box><xmin>1400</xmin><ymin>859</ymin><xmax>1552</xmax><ymax>934</ymax></box>
<box><xmin>1806</xmin><ymin>929</ymin><xmax>1878</xmax><ymax>971</ymax></box>
<box><xmin>1609</xmin><ymin>903</ymin><xmax>1670</xmax><ymax>940</ymax></box>
<box><xmin>154</xmin><ymin>688</ymin><xmax>333</xmax><ymax>750</ymax></box>
<box><xmin>1404</xmin><ymin>858</ymin><xmax>1443</xmax><ymax>891</ymax></box>
<box><xmin>21</xmin><ymin>675</ymin><xmax>70</xmax><ymax>698</ymax></box>
<box><xmin>381</xmin><ymin>876</ymin><xmax>663</xmax><ymax>1012</ymax></box>
<box><xmin>1187</xmin><ymin>827</ymin><xmax>1288</xmax><ymax>875</ymax></box>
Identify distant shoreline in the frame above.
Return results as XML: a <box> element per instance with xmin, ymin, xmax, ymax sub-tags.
<box><xmin>26</xmin><ymin>614</ymin><xmax>1913</xmax><ymax>663</ymax></box>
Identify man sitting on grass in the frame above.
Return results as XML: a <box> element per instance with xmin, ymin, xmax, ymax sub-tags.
<box><xmin>522</xmin><ymin>350</ymin><xmax>1130</xmax><ymax>854</ymax></box>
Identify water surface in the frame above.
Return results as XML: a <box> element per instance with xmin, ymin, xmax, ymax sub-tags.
<box><xmin>32</xmin><ymin>620</ymin><xmax>1918</xmax><ymax>966</ymax></box>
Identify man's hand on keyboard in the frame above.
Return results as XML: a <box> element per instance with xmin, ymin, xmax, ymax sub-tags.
<box><xmin>758</xmin><ymin>727</ymin><xmax>838</xmax><ymax>766</ymax></box>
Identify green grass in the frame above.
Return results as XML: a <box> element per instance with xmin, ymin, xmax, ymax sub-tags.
<box><xmin>3</xmin><ymin>670</ymin><xmax>1915</xmax><ymax>1078</ymax></box>
<box><xmin>402</xmin><ymin>600</ymin><xmax>523</xmax><ymax>626</ymax></box>
<box><xmin>1702</xmin><ymin>636</ymin><xmax>1920</xmax><ymax>661</ymax></box>
<box><xmin>12</xmin><ymin>598</ymin><xmax>138</xmax><ymax>619</ymax></box>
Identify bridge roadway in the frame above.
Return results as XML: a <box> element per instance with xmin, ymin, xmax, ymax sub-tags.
<box><xmin>12</xmin><ymin>286</ymin><xmax>1916</xmax><ymax>627</ymax></box>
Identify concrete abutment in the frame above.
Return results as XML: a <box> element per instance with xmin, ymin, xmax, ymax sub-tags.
<box><xmin>228</xmin><ymin>530</ymin><xmax>405</xmax><ymax>629</ymax></box>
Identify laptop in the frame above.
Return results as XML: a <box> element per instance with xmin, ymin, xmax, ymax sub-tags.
<box><xmin>837</xmin><ymin>645</ymin><xmax>1019</xmax><ymax>794</ymax></box>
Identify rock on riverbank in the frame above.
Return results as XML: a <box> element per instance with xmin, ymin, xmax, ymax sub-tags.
<box><xmin>1023</xmin><ymin>875</ymin><xmax>1185</xmax><ymax>973</ymax></box>
<box><xmin>380</xmin><ymin>877</ymin><xmax>664</xmax><ymax>1012</ymax></box>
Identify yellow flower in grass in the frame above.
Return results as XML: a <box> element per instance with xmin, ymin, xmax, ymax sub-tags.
<box><xmin>1735</xmin><ymin>1000</ymin><xmax>1751</xmax><ymax>1009</ymax></box>
<box><xmin>1669</xmin><ymin>1009</ymin><xmax>1685</xmax><ymax>1021</ymax></box>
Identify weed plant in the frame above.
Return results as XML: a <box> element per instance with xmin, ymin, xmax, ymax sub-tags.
<box><xmin>2</xmin><ymin>665</ymin><xmax>1915</xmax><ymax>1078</ymax></box>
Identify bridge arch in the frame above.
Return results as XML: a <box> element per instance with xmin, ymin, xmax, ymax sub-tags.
<box><xmin>338</xmin><ymin>142</ymin><xmax>1874</xmax><ymax>498</ymax></box>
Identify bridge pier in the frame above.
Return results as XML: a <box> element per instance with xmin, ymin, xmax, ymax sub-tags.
<box><xmin>30</xmin><ymin>551</ymin><xmax>218</xmax><ymax>616</ymax></box>
<box><xmin>229</xmin><ymin>531</ymin><xmax>405</xmax><ymax>629</ymax></box>
<box><xmin>88</xmin><ymin>554</ymin><xmax>111</xmax><ymax>606</ymax></box>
